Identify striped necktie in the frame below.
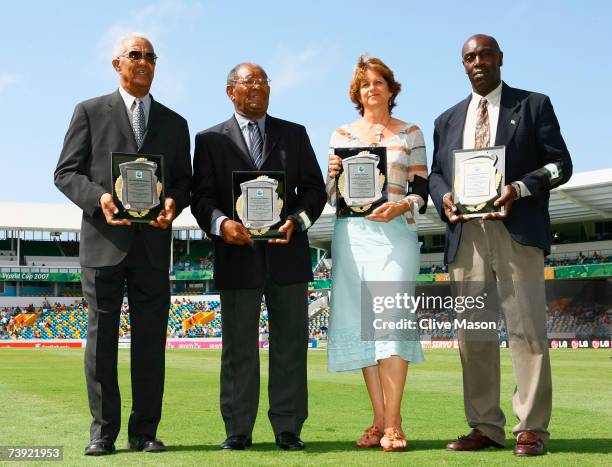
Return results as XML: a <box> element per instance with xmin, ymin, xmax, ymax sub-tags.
<box><xmin>248</xmin><ymin>121</ymin><xmax>264</xmax><ymax>168</ymax></box>
<box><xmin>474</xmin><ymin>97</ymin><xmax>490</xmax><ymax>149</ymax></box>
<box><xmin>132</xmin><ymin>99</ymin><xmax>146</xmax><ymax>147</ymax></box>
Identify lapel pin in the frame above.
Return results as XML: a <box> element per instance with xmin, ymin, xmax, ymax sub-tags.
<box><xmin>510</xmin><ymin>119</ymin><xmax>516</xmax><ymax>125</ymax></box>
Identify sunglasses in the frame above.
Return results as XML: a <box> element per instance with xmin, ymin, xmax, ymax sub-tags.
<box><xmin>120</xmin><ymin>50</ymin><xmax>158</xmax><ymax>64</ymax></box>
<box><xmin>231</xmin><ymin>78</ymin><xmax>271</xmax><ymax>88</ymax></box>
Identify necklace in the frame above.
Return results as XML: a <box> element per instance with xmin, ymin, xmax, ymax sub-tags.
<box><xmin>372</xmin><ymin>116</ymin><xmax>391</xmax><ymax>143</ymax></box>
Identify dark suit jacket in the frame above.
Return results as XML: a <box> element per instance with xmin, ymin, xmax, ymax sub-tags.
<box><xmin>55</xmin><ymin>90</ymin><xmax>192</xmax><ymax>270</ymax></box>
<box><xmin>429</xmin><ymin>82</ymin><xmax>572</xmax><ymax>264</ymax></box>
<box><xmin>191</xmin><ymin>115</ymin><xmax>326</xmax><ymax>290</ymax></box>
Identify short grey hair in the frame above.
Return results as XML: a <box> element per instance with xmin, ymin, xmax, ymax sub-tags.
<box><xmin>226</xmin><ymin>62</ymin><xmax>268</xmax><ymax>85</ymax></box>
<box><xmin>113</xmin><ymin>32</ymin><xmax>153</xmax><ymax>58</ymax></box>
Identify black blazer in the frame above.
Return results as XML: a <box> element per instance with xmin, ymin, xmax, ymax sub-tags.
<box><xmin>54</xmin><ymin>90</ymin><xmax>192</xmax><ymax>270</ymax></box>
<box><xmin>429</xmin><ymin>83</ymin><xmax>572</xmax><ymax>264</ymax></box>
<box><xmin>191</xmin><ymin>115</ymin><xmax>326</xmax><ymax>290</ymax></box>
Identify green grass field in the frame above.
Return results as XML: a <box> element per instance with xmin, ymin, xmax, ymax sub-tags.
<box><xmin>0</xmin><ymin>348</ymin><xmax>610</xmax><ymax>465</ymax></box>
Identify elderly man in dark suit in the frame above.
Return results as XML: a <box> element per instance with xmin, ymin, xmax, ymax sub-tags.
<box><xmin>54</xmin><ymin>32</ymin><xmax>191</xmax><ymax>456</ymax></box>
<box><xmin>429</xmin><ymin>34</ymin><xmax>572</xmax><ymax>456</ymax></box>
<box><xmin>191</xmin><ymin>62</ymin><xmax>326</xmax><ymax>451</ymax></box>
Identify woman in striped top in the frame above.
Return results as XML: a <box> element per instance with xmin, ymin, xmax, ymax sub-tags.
<box><xmin>326</xmin><ymin>55</ymin><xmax>428</xmax><ymax>452</ymax></box>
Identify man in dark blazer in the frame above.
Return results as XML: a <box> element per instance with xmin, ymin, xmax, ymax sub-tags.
<box><xmin>54</xmin><ymin>33</ymin><xmax>191</xmax><ymax>456</ymax></box>
<box><xmin>191</xmin><ymin>62</ymin><xmax>326</xmax><ymax>451</ymax></box>
<box><xmin>429</xmin><ymin>34</ymin><xmax>572</xmax><ymax>456</ymax></box>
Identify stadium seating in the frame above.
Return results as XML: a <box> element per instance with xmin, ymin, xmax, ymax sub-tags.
<box><xmin>176</xmin><ymin>242</ymin><xmax>214</xmax><ymax>267</ymax></box>
<box><xmin>1</xmin><ymin>296</ymin><xmax>608</xmax><ymax>341</ymax></box>
<box><xmin>24</xmin><ymin>256</ymin><xmax>80</xmax><ymax>267</ymax></box>
<box><xmin>21</xmin><ymin>241</ymin><xmax>63</xmax><ymax>257</ymax></box>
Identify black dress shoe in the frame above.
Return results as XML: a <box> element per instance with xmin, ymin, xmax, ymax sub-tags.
<box><xmin>446</xmin><ymin>429</ymin><xmax>504</xmax><ymax>451</ymax></box>
<box><xmin>276</xmin><ymin>432</ymin><xmax>305</xmax><ymax>451</ymax></box>
<box><xmin>84</xmin><ymin>439</ymin><xmax>116</xmax><ymax>456</ymax></box>
<box><xmin>220</xmin><ymin>435</ymin><xmax>252</xmax><ymax>450</ymax></box>
<box><xmin>128</xmin><ymin>436</ymin><xmax>166</xmax><ymax>453</ymax></box>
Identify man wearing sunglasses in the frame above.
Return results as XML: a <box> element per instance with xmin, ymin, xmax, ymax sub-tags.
<box><xmin>54</xmin><ymin>32</ymin><xmax>191</xmax><ymax>456</ymax></box>
<box><xmin>191</xmin><ymin>63</ymin><xmax>326</xmax><ymax>451</ymax></box>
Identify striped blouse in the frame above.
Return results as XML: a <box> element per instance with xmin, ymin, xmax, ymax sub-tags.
<box><xmin>326</xmin><ymin>122</ymin><xmax>428</xmax><ymax>223</ymax></box>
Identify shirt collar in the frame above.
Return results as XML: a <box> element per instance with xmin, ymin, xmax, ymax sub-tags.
<box><xmin>118</xmin><ymin>86</ymin><xmax>152</xmax><ymax>112</ymax></box>
<box><xmin>234</xmin><ymin>112</ymin><xmax>266</xmax><ymax>134</ymax></box>
<box><xmin>471</xmin><ymin>81</ymin><xmax>503</xmax><ymax>106</ymax></box>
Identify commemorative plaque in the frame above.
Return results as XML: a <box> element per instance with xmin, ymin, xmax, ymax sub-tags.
<box><xmin>232</xmin><ymin>171</ymin><xmax>286</xmax><ymax>240</ymax></box>
<box><xmin>111</xmin><ymin>152</ymin><xmax>164</xmax><ymax>222</ymax></box>
<box><xmin>334</xmin><ymin>146</ymin><xmax>387</xmax><ymax>217</ymax></box>
<box><xmin>452</xmin><ymin>145</ymin><xmax>505</xmax><ymax>217</ymax></box>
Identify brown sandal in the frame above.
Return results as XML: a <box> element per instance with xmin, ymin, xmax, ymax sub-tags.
<box><xmin>381</xmin><ymin>427</ymin><xmax>406</xmax><ymax>452</ymax></box>
<box><xmin>356</xmin><ymin>425</ymin><xmax>383</xmax><ymax>448</ymax></box>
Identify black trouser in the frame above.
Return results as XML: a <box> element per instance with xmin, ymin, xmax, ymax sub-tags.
<box><xmin>81</xmin><ymin>231</ymin><xmax>170</xmax><ymax>442</ymax></box>
<box><xmin>220</xmin><ymin>281</ymin><xmax>309</xmax><ymax>438</ymax></box>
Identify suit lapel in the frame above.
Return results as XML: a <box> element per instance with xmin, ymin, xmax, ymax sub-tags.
<box><xmin>108</xmin><ymin>90</ymin><xmax>138</xmax><ymax>152</ymax></box>
<box><xmin>260</xmin><ymin>115</ymin><xmax>278</xmax><ymax>168</ymax></box>
<box><xmin>224</xmin><ymin>116</ymin><xmax>255</xmax><ymax>168</ymax></box>
<box><xmin>142</xmin><ymin>96</ymin><xmax>162</xmax><ymax>150</ymax></box>
<box><xmin>495</xmin><ymin>82</ymin><xmax>521</xmax><ymax>147</ymax></box>
<box><xmin>449</xmin><ymin>95</ymin><xmax>471</xmax><ymax>152</ymax></box>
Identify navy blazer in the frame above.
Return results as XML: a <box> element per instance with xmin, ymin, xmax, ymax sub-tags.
<box><xmin>190</xmin><ymin>115</ymin><xmax>326</xmax><ymax>290</ymax></box>
<box><xmin>429</xmin><ymin>82</ymin><xmax>572</xmax><ymax>264</ymax></box>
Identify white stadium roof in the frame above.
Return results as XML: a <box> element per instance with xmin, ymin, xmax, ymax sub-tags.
<box><xmin>310</xmin><ymin>168</ymin><xmax>612</xmax><ymax>241</ymax></box>
<box><xmin>1</xmin><ymin>169</ymin><xmax>611</xmax><ymax>240</ymax></box>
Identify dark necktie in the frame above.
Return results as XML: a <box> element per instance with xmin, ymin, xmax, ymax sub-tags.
<box><xmin>474</xmin><ymin>97</ymin><xmax>490</xmax><ymax>149</ymax></box>
<box><xmin>248</xmin><ymin>121</ymin><xmax>264</xmax><ymax>168</ymax></box>
<box><xmin>132</xmin><ymin>99</ymin><xmax>146</xmax><ymax>147</ymax></box>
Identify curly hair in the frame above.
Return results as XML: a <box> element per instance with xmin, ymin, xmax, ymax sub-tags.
<box><xmin>349</xmin><ymin>54</ymin><xmax>401</xmax><ymax>116</ymax></box>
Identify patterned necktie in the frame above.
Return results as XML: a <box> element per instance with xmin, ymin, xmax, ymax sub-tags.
<box><xmin>248</xmin><ymin>121</ymin><xmax>264</xmax><ymax>168</ymax></box>
<box><xmin>474</xmin><ymin>97</ymin><xmax>490</xmax><ymax>149</ymax></box>
<box><xmin>132</xmin><ymin>99</ymin><xmax>146</xmax><ymax>147</ymax></box>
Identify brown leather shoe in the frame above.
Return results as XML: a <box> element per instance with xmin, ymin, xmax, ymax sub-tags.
<box><xmin>513</xmin><ymin>431</ymin><xmax>545</xmax><ymax>456</ymax></box>
<box><xmin>447</xmin><ymin>429</ymin><xmax>504</xmax><ymax>451</ymax></box>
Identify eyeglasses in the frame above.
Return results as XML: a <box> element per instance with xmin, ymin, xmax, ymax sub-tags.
<box><xmin>231</xmin><ymin>78</ymin><xmax>271</xmax><ymax>88</ymax></box>
<box><xmin>119</xmin><ymin>50</ymin><xmax>158</xmax><ymax>64</ymax></box>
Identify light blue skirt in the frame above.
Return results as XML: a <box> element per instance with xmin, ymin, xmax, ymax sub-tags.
<box><xmin>327</xmin><ymin>216</ymin><xmax>424</xmax><ymax>372</ymax></box>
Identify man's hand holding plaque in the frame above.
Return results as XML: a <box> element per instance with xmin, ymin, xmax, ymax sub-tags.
<box><xmin>100</xmin><ymin>193</ymin><xmax>132</xmax><ymax>226</ymax></box>
<box><xmin>221</xmin><ymin>219</ymin><xmax>254</xmax><ymax>245</ymax></box>
<box><xmin>268</xmin><ymin>219</ymin><xmax>295</xmax><ymax>245</ymax></box>
<box><xmin>482</xmin><ymin>184</ymin><xmax>517</xmax><ymax>221</ymax></box>
<box><xmin>452</xmin><ymin>145</ymin><xmax>505</xmax><ymax>218</ymax></box>
<box><xmin>442</xmin><ymin>192</ymin><xmax>472</xmax><ymax>224</ymax></box>
<box><xmin>148</xmin><ymin>197</ymin><xmax>176</xmax><ymax>230</ymax></box>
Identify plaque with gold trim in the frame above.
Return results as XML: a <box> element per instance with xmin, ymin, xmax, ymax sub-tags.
<box><xmin>111</xmin><ymin>152</ymin><xmax>164</xmax><ymax>222</ymax></box>
<box><xmin>232</xmin><ymin>171</ymin><xmax>287</xmax><ymax>240</ymax></box>
<box><xmin>334</xmin><ymin>146</ymin><xmax>387</xmax><ymax>217</ymax></box>
<box><xmin>452</xmin><ymin>145</ymin><xmax>505</xmax><ymax>217</ymax></box>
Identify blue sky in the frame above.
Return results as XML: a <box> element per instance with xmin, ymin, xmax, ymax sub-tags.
<box><xmin>1</xmin><ymin>0</ymin><xmax>610</xmax><ymax>203</ymax></box>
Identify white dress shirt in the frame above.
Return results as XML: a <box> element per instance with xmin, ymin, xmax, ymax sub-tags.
<box><xmin>234</xmin><ymin>112</ymin><xmax>266</xmax><ymax>154</ymax></box>
<box><xmin>118</xmin><ymin>86</ymin><xmax>152</xmax><ymax>126</ymax></box>
<box><xmin>461</xmin><ymin>81</ymin><xmax>530</xmax><ymax>198</ymax></box>
<box><xmin>462</xmin><ymin>81</ymin><xmax>502</xmax><ymax>151</ymax></box>
<box><xmin>210</xmin><ymin>113</ymin><xmax>267</xmax><ymax>237</ymax></box>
